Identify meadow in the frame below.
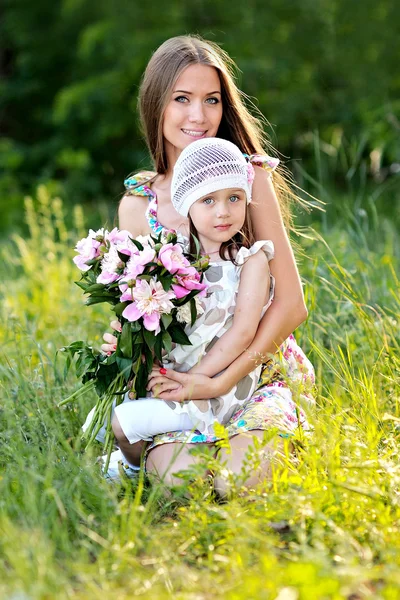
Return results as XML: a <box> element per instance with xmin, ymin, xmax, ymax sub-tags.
<box><xmin>0</xmin><ymin>159</ymin><xmax>399</xmax><ymax>598</ymax></box>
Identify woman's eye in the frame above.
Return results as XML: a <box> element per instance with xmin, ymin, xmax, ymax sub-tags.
<box><xmin>205</xmin><ymin>97</ymin><xmax>219</xmax><ymax>105</ymax></box>
<box><xmin>175</xmin><ymin>96</ymin><xmax>188</xmax><ymax>103</ymax></box>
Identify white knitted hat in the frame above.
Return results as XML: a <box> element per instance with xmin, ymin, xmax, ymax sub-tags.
<box><xmin>171</xmin><ymin>138</ymin><xmax>253</xmax><ymax>217</ymax></box>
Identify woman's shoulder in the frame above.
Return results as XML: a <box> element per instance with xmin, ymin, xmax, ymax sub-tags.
<box><xmin>123</xmin><ymin>171</ymin><xmax>157</xmax><ymax>197</ymax></box>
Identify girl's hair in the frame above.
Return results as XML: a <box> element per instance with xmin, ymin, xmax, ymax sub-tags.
<box><xmin>137</xmin><ymin>34</ymin><xmax>299</xmax><ymax>230</ymax></box>
<box><xmin>188</xmin><ymin>196</ymin><xmax>255</xmax><ymax>264</ymax></box>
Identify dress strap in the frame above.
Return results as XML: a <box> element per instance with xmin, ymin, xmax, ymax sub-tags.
<box><xmin>124</xmin><ymin>171</ymin><xmax>156</xmax><ymax>198</ymax></box>
<box><xmin>242</xmin><ymin>154</ymin><xmax>279</xmax><ymax>188</ymax></box>
<box><xmin>247</xmin><ymin>154</ymin><xmax>280</xmax><ymax>174</ymax></box>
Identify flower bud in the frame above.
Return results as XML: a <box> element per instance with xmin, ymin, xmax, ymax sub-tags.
<box><xmin>166</xmin><ymin>231</ymin><xmax>177</xmax><ymax>244</ymax></box>
<box><xmin>195</xmin><ymin>256</ymin><xmax>210</xmax><ymax>270</ymax></box>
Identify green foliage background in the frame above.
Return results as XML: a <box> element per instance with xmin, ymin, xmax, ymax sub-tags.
<box><xmin>1</xmin><ymin>4</ymin><xmax>400</xmax><ymax>598</ymax></box>
<box><xmin>1</xmin><ymin>0</ymin><xmax>399</xmax><ymax>230</ymax></box>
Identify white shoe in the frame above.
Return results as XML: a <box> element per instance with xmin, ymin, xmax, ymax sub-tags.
<box><xmin>99</xmin><ymin>449</ymin><xmax>140</xmax><ymax>483</ymax></box>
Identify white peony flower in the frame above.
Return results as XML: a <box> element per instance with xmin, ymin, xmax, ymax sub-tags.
<box><xmin>176</xmin><ymin>297</ymin><xmax>204</xmax><ymax>324</ymax></box>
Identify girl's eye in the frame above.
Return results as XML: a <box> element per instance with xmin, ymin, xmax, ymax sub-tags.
<box><xmin>229</xmin><ymin>195</ymin><xmax>240</xmax><ymax>203</ymax></box>
<box><xmin>175</xmin><ymin>96</ymin><xmax>189</xmax><ymax>103</ymax></box>
<box><xmin>205</xmin><ymin>97</ymin><xmax>220</xmax><ymax>105</ymax></box>
<box><xmin>203</xmin><ymin>197</ymin><xmax>214</xmax><ymax>205</ymax></box>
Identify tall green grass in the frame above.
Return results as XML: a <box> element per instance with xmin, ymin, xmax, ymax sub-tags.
<box><xmin>0</xmin><ymin>170</ymin><xmax>399</xmax><ymax>599</ymax></box>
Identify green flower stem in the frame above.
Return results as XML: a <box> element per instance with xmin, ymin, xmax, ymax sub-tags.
<box><xmin>82</xmin><ymin>372</ymin><xmax>127</xmax><ymax>459</ymax></box>
<box><xmin>58</xmin><ymin>380</ymin><xmax>95</xmax><ymax>407</ymax></box>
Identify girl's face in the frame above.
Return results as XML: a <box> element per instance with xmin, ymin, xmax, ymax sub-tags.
<box><xmin>189</xmin><ymin>188</ymin><xmax>247</xmax><ymax>254</ymax></box>
<box><xmin>163</xmin><ymin>64</ymin><xmax>223</xmax><ymax>166</ymax></box>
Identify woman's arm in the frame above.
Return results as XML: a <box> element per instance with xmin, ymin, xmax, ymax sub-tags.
<box><xmin>250</xmin><ymin>166</ymin><xmax>308</xmax><ymax>328</ymax></box>
<box><xmin>188</xmin><ymin>251</ymin><xmax>270</xmax><ymax>377</ymax></box>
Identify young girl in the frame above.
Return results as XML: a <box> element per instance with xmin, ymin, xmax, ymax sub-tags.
<box><xmin>108</xmin><ymin>137</ymin><xmax>275</xmax><ymax>450</ymax></box>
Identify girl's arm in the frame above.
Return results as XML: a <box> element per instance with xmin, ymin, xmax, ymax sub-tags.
<box><xmin>188</xmin><ymin>251</ymin><xmax>270</xmax><ymax>377</ymax></box>
<box><xmin>147</xmin><ymin>167</ymin><xmax>308</xmax><ymax>400</ymax></box>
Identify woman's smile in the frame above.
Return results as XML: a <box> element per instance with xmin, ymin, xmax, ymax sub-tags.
<box><xmin>181</xmin><ymin>128</ymin><xmax>208</xmax><ymax>138</ymax></box>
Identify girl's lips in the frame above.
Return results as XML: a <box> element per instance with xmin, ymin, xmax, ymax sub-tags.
<box><xmin>214</xmin><ymin>224</ymin><xmax>231</xmax><ymax>230</ymax></box>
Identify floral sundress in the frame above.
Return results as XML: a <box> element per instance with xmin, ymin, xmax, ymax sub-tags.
<box><xmin>123</xmin><ymin>157</ymin><xmax>315</xmax><ymax>449</ymax></box>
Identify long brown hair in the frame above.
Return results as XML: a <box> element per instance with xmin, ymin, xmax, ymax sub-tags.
<box><xmin>136</xmin><ymin>34</ymin><xmax>302</xmax><ymax>230</ymax></box>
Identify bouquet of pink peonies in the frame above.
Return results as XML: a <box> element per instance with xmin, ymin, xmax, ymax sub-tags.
<box><xmin>59</xmin><ymin>228</ymin><xmax>208</xmax><ymax>463</ymax></box>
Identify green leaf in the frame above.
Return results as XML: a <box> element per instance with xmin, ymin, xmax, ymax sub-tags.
<box><xmin>116</xmin><ymin>356</ymin><xmax>133</xmax><ymax>382</ymax></box>
<box><xmin>85</xmin><ymin>296</ymin><xmax>114</xmax><ymax>306</ymax></box>
<box><xmin>84</xmin><ymin>257</ymin><xmax>101</xmax><ymax>267</ymax></box>
<box><xmin>154</xmin><ymin>334</ymin><xmax>163</xmax><ymax>361</ymax></box>
<box><xmin>162</xmin><ymin>330</ymin><xmax>172</xmax><ymax>354</ymax></box>
<box><xmin>131</xmin><ymin>238</ymin><xmax>144</xmax><ymax>251</ymax></box>
<box><xmin>190</xmin><ymin>298</ymin><xmax>197</xmax><ymax>326</ymax></box>
<box><xmin>159</xmin><ymin>273</ymin><xmax>174</xmax><ymax>291</ymax></box>
<box><xmin>117</xmin><ymin>251</ymin><xmax>130</xmax><ymax>263</ymax></box>
<box><xmin>84</xmin><ymin>283</ymin><xmax>108</xmax><ymax>293</ymax></box>
<box><xmin>131</xmin><ymin>320</ymin><xmax>141</xmax><ymax>333</ymax></box>
<box><xmin>161</xmin><ymin>313</ymin><xmax>173</xmax><ymax>330</ymax></box>
<box><xmin>132</xmin><ymin>344</ymin><xmax>142</xmax><ymax>363</ymax></box>
<box><xmin>136</xmin><ymin>274</ymin><xmax>152</xmax><ymax>281</ymax></box>
<box><xmin>143</xmin><ymin>327</ymin><xmax>156</xmax><ymax>350</ymax></box>
<box><xmin>135</xmin><ymin>363</ymin><xmax>149</xmax><ymax>398</ymax></box>
<box><xmin>114</xmin><ymin>301</ymin><xmax>130</xmax><ymax>317</ymax></box>
<box><xmin>143</xmin><ymin>344</ymin><xmax>154</xmax><ymax>374</ymax></box>
<box><xmin>133</xmin><ymin>330</ymin><xmax>144</xmax><ymax>345</ymax></box>
<box><xmin>190</xmin><ymin>232</ymin><xmax>201</xmax><ymax>257</ymax></box>
<box><xmin>169</xmin><ymin>324</ymin><xmax>191</xmax><ymax>346</ymax></box>
<box><xmin>119</xmin><ymin>322</ymin><xmax>133</xmax><ymax>358</ymax></box>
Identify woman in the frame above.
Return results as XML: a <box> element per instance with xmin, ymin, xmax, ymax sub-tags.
<box><xmin>102</xmin><ymin>35</ymin><xmax>314</xmax><ymax>496</ymax></box>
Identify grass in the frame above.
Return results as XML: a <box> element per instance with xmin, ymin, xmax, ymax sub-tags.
<box><xmin>0</xmin><ymin>170</ymin><xmax>399</xmax><ymax>599</ymax></box>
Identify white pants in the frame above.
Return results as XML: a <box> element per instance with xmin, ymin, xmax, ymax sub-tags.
<box><xmin>83</xmin><ymin>397</ymin><xmax>195</xmax><ymax>445</ymax></box>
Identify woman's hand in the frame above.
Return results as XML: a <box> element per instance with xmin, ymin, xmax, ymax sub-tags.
<box><xmin>101</xmin><ymin>320</ymin><xmax>121</xmax><ymax>354</ymax></box>
<box><xmin>147</xmin><ymin>367</ymin><xmax>223</xmax><ymax>402</ymax></box>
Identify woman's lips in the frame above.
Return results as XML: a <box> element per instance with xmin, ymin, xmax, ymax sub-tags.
<box><xmin>181</xmin><ymin>129</ymin><xmax>207</xmax><ymax>138</ymax></box>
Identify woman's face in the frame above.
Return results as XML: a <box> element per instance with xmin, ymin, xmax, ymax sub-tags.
<box><xmin>163</xmin><ymin>64</ymin><xmax>223</xmax><ymax>166</ymax></box>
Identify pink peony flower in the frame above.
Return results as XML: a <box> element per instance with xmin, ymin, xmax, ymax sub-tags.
<box><xmin>97</xmin><ymin>245</ymin><xmax>124</xmax><ymax>284</ymax></box>
<box><xmin>171</xmin><ymin>266</ymin><xmax>208</xmax><ymax>299</ymax></box>
<box><xmin>106</xmin><ymin>228</ymin><xmax>131</xmax><ymax>245</ymax></box>
<box><xmin>97</xmin><ymin>235</ymin><xmax>156</xmax><ymax>285</ymax></box>
<box><xmin>158</xmin><ymin>243</ymin><xmax>190</xmax><ymax>275</ymax></box>
<box><xmin>73</xmin><ymin>228</ymin><xmax>105</xmax><ymax>272</ymax></box>
<box><xmin>122</xmin><ymin>279</ymin><xmax>175</xmax><ymax>335</ymax></box>
<box><xmin>122</xmin><ymin>245</ymin><xmax>156</xmax><ymax>280</ymax></box>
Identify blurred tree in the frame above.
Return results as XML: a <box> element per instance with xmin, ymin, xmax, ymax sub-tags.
<box><xmin>0</xmin><ymin>0</ymin><xmax>399</xmax><ymax>229</ymax></box>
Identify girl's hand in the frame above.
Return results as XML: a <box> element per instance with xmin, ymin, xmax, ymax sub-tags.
<box><xmin>101</xmin><ymin>320</ymin><xmax>121</xmax><ymax>354</ymax></box>
<box><xmin>147</xmin><ymin>368</ymin><xmax>222</xmax><ymax>402</ymax></box>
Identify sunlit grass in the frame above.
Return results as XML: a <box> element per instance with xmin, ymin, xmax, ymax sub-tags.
<box><xmin>0</xmin><ymin>179</ymin><xmax>399</xmax><ymax>599</ymax></box>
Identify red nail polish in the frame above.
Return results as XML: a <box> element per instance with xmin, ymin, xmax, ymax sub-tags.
<box><xmin>159</xmin><ymin>368</ymin><xmax>167</xmax><ymax>375</ymax></box>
